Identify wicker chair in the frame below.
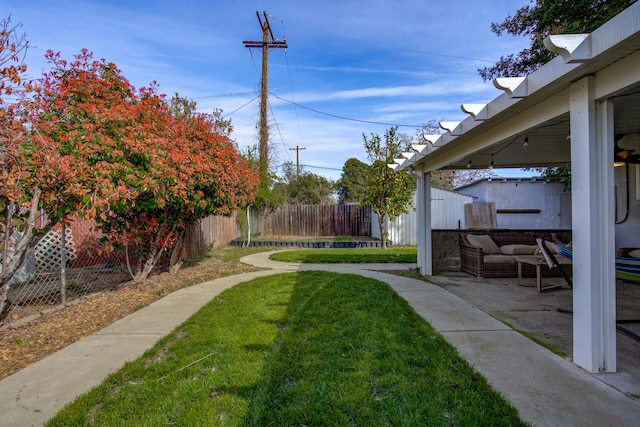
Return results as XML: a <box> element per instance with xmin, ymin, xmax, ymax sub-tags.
<box><xmin>459</xmin><ymin>230</ymin><xmax>572</xmax><ymax>279</ymax></box>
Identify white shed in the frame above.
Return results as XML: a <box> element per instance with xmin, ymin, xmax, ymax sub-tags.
<box><xmin>454</xmin><ymin>177</ymin><xmax>572</xmax><ymax>229</ymax></box>
<box><xmin>372</xmin><ymin>187</ymin><xmax>473</xmax><ymax>245</ymax></box>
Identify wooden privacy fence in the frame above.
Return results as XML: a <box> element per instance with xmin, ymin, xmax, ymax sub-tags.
<box><xmin>184</xmin><ymin>213</ymin><xmax>238</xmax><ymax>256</ymax></box>
<box><xmin>259</xmin><ymin>204</ymin><xmax>371</xmax><ymax>237</ymax></box>
<box><xmin>184</xmin><ymin>209</ymin><xmax>258</xmax><ymax>256</ymax></box>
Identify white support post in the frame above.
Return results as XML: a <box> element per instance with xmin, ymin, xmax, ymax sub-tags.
<box><xmin>598</xmin><ymin>98</ymin><xmax>617</xmax><ymax>372</ymax></box>
<box><xmin>570</xmin><ymin>76</ymin><xmax>617</xmax><ymax>372</ymax></box>
<box><xmin>420</xmin><ymin>172</ymin><xmax>433</xmax><ymax>276</ymax></box>
<box><xmin>415</xmin><ymin>171</ymin><xmax>424</xmax><ymax>271</ymax></box>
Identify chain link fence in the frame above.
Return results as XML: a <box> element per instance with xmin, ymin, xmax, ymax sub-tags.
<box><xmin>2</xmin><ymin>211</ymin><xmax>245</xmax><ymax>324</ymax></box>
<box><xmin>2</xmin><ymin>217</ymin><xmax>131</xmax><ymax>323</ymax></box>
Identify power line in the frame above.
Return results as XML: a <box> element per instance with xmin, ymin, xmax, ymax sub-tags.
<box><xmin>193</xmin><ymin>91</ymin><xmax>257</xmax><ymax>99</ymax></box>
<box><xmin>303</xmin><ymin>164</ymin><xmax>343</xmax><ymax>171</ymax></box>
<box><xmin>222</xmin><ymin>95</ymin><xmax>260</xmax><ymax>118</ymax></box>
<box><xmin>269</xmin><ymin>92</ymin><xmax>424</xmax><ymax>128</ymax></box>
<box><xmin>273</xmin><ymin>163</ymin><xmax>344</xmax><ymax>172</ymax></box>
<box><xmin>267</xmin><ymin>97</ymin><xmax>293</xmax><ymax>163</ymax></box>
<box><xmin>406</xmin><ymin>49</ymin><xmax>496</xmax><ymax>64</ymax></box>
<box><xmin>255</xmin><ymin>13</ymin><xmax>498</xmax><ymax>67</ymax></box>
<box><xmin>280</xmin><ymin>18</ymin><xmax>305</xmax><ymax>149</ymax></box>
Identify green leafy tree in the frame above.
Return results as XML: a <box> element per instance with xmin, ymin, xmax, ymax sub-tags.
<box><xmin>253</xmin><ymin>172</ymin><xmax>285</xmax><ymax>213</ymax></box>
<box><xmin>337</xmin><ymin>158</ymin><xmax>370</xmax><ymax>204</ymax></box>
<box><xmin>275</xmin><ymin>162</ymin><xmax>335</xmax><ymax>205</ymax></box>
<box><xmin>211</xmin><ymin>107</ymin><xmax>234</xmax><ymax>137</ymax></box>
<box><xmin>361</xmin><ymin>127</ymin><xmax>416</xmax><ymax>249</ymax></box>
<box><xmin>527</xmin><ymin>166</ymin><xmax>572</xmax><ymax>190</ymax></box>
<box><xmin>249</xmin><ymin>139</ymin><xmax>286</xmax><ymax>214</ymax></box>
<box><xmin>479</xmin><ymin>0</ymin><xmax>636</xmax><ymax>81</ymax></box>
<box><xmin>168</xmin><ymin>92</ymin><xmax>197</xmax><ymax>119</ymax></box>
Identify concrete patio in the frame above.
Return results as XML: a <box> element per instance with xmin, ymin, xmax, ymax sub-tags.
<box><xmin>428</xmin><ymin>271</ymin><xmax>640</xmax><ymax>400</ymax></box>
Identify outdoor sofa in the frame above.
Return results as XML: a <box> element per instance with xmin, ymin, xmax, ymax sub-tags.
<box><xmin>459</xmin><ymin>230</ymin><xmax>572</xmax><ymax>279</ymax></box>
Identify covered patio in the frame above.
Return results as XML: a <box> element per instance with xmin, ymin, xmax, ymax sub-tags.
<box><xmin>394</xmin><ymin>3</ymin><xmax>640</xmax><ymax>374</ymax></box>
<box><xmin>427</xmin><ymin>271</ymin><xmax>640</xmax><ymax>399</ymax></box>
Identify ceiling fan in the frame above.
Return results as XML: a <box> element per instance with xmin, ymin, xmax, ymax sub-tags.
<box><xmin>614</xmin><ymin>134</ymin><xmax>640</xmax><ymax>166</ymax></box>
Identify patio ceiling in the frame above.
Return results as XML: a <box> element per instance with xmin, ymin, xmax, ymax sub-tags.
<box><xmin>451</xmin><ymin>87</ymin><xmax>640</xmax><ymax>171</ymax></box>
<box><xmin>395</xmin><ymin>5</ymin><xmax>640</xmax><ymax>173</ymax></box>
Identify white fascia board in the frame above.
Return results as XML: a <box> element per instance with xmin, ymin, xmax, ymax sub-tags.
<box><xmin>589</xmin><ymin>2</ymin><xmax>640</xmax><ymax>58</ymax></box>
<box><xmin>461</xmin><ymin>103</ymin><xmax>489</xmax><ymax>120</ymax></box>
<box><xmin>493</xmin><ymin>77</ymin><xmax>528</xmax><ymax>98</ymax></box>
<box><xmin>422</xmin><ymin>134</ymin><xmax>442</xmax><ymax>145</ymax></box>
<box><xmin>439</xmin><ymin>121</ymin><xmax>462</xmax><ymax>135</ymax></box>
<box><xmin>420</xmin><ymin>88</ymin><xmax>571</xmax><ymax>172</ymax></box>
<box><xmin>544</xmin><ymin>34</ymin><xmax>591</xmax><ymax>63</ymax></box>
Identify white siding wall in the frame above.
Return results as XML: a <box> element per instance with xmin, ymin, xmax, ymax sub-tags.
<box><xmin>372</xmin><ymin>188</ymin><xmax>473</xmax><ymax>245</ymax></box>
<box><xmin>456</xmin><ymin>179</ymin><xmax>572</xmax><ymax>229</ymax></box>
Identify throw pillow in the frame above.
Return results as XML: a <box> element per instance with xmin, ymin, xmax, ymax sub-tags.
<box><xmin>628</xmin><ymin>249</ymin><xmax>640</xmax><ymax>258</ymax></box>
<box><xmin>466</xmin><ymin>234</ymin><xmax>501</xmax><ymax>255</ymax></box>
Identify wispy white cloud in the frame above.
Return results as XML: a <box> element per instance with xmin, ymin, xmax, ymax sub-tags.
<box><xmin>288</xmin><ymin>79</ymin><xmax>494</xmax><ymax>104</ymax></box>
<box><xmin>290</xmin><ymin>64</ymin><xmax>441</xmax><ymax>78</ymax></box>
<box><xmin>7</xmin><ymin>0</ymin><xmax>530</xmax><ymax>181</ymax></box>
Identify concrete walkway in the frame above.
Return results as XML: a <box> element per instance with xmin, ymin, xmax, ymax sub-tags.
<box><xmin>1</xmin><ymin>252</ymin><xmax>639</xmax><ymax>426</ymax></box>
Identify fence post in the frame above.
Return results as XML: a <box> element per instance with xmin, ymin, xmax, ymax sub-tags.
<box><xmin>246</xmin><ymin>206</ymin><xmax>251</xmax><ymax>247</ymax></box>
<box><xmin>208</xmin><ymin>215</ymin><xmax>213</xmax><ymax>247</ymax></box>
<box><xmin>60</xmin><ymin>220</ymin><xmax>67</xmax><ymax>305</ymax></box>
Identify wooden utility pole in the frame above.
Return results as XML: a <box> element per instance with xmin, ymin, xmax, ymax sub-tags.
<box><xmin>243</xmin><ymin>12</ymin><xmax>287</xmax><ymax>183</ymax></box>
<box><xmin>289</xmin><ymin>145</ymin><xmax>306</xmax><ymax>177</ymax></box>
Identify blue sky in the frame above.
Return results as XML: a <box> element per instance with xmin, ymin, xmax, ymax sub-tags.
<box><xmin>7</xmin><ymin>0</ymin><xmax>530</xmax><ymax>181</ymax></box>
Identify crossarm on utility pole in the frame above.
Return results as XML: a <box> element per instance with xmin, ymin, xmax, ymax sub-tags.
<box><xmin>242</xmin><ymin>11</ymin><xmax>288</xmax><ymax>182</ymax></box>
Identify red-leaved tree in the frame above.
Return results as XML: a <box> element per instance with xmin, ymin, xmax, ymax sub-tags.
<box><xmin>98</xmin><ymin>86</ymin><xmax>258</xmax><ymax>279</ymax></box>
<box><xmin>23</xmin><ymin>49</ymin><xmax>258</xmax><ymax>282</ymax></box>
<box><xmin>1</xmin><ymin>25</ymin><xmax>123</xmax><ymax>315</ymax></box>
<box><xmin>0</xmin><ymin>18</ymin><xmax>76</xmax><ymax>316</ymax></box>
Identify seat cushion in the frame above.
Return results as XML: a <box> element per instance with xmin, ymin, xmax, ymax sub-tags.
<box><xmin>467</xmin><ymin>234</ymin><xmax>501</xmax><ymax>255</ymax></box>
<box><xmin>484</xmin><ymin>254</ymin><xmax>517</xmax><ymax>264</ymax></box>
<box><xmin>500</xmin><ymin>244</ymin><xmax>538</xmax><ymax>255</ymax></box>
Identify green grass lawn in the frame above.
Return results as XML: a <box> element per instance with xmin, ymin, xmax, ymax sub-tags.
<box><xmin>47</xmin><ymin>270</ymin><xmax>525</xmax><ymax>426</ymax></box>
<box><xmin>269</xmin><ymin>247</ymin><xmax>417</xmax><ymax>263</ymax></box>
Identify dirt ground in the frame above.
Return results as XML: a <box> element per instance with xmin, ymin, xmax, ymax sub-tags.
<box><xmin>0</xmin><ymin>252</ymin><xmax>261</xmax><ymax>380</ymax></box>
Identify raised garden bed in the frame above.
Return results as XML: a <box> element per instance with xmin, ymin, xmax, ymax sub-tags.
<box><xmin>230</xmin><ymin>239</ymin><xmax>392</xmax><ymax>248</ymax></box>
